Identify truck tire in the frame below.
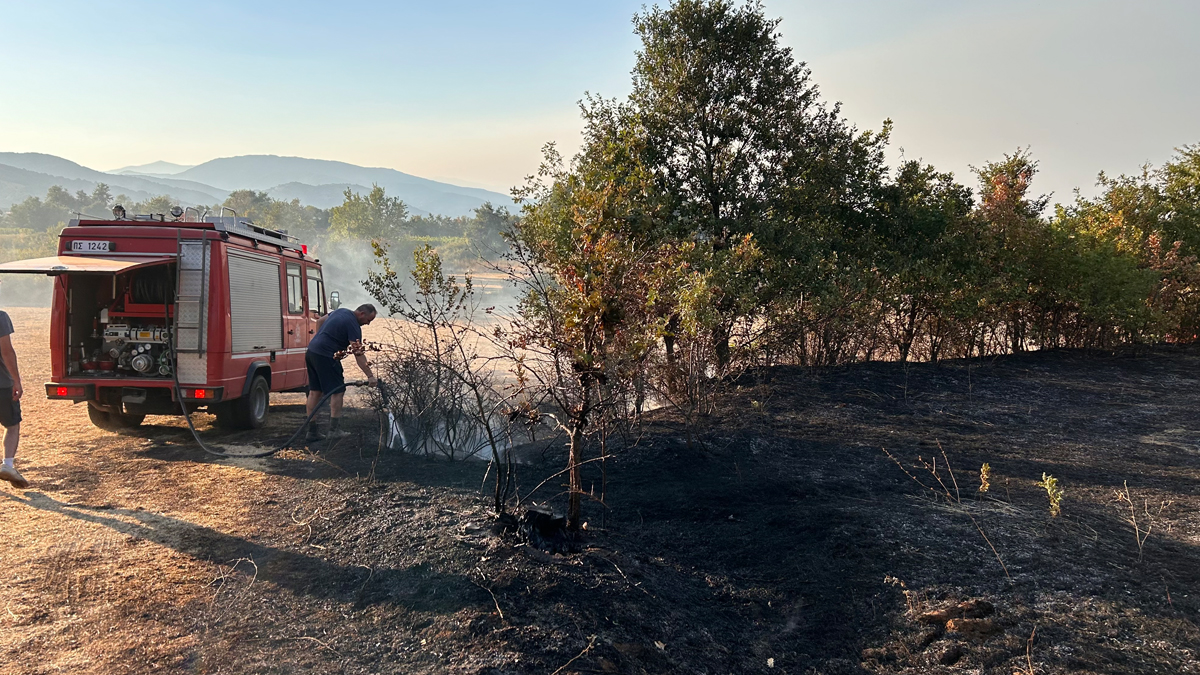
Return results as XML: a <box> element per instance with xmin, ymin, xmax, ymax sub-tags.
<box><xmin>87</xmin><ymin>402</ymin><xmax>145</xmax><ymax>430</ymax></box>
<box><xmin>226</xmin><ymin>374</ymin><xmax>270</xmax><ymax>430</ymax></box>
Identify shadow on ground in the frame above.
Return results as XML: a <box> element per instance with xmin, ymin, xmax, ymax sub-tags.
<box><xmin>2</xmin><ymin>490</ymin><xmax>484</xmax><ymax>616</ymax></box>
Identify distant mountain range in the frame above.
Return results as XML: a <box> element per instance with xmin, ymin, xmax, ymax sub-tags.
<box><xmin>0</xmin><ymin>153</ymin><xmax>511</xmax><ymax>217</ymax></box>
<box><xmin>109</xmin><ymin>160</ymin><xmax>195</xmax><ymax>177</ymax></box>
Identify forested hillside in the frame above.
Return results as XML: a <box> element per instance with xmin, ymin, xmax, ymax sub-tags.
<box><xmin>0</xmin><ymin>180</ymin><xmax>514</xmax><ymax>307</ymax></box>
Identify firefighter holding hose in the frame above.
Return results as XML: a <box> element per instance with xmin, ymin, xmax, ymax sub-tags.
<box><xmin>304</xmin><ymin>303</ymin><xmax>378</xmax><ymax>441</ymax></box>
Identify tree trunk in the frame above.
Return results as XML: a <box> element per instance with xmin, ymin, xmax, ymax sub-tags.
<box><xmin>634</xmin><ymin>372</ymin><xmax>646</xmax><ymax>422</ymax></box>
<box><xmin>898</xmin><ymin>302</ymin><xmax>919</xmax><ymax>363</ymax></box>
<box><xmin>664</xmin><ymin>314</ymin><xmax>679</xmax><ymax>365</ymax></box>
<box><xmin>928</xmin><ymin>314</ymin><xmax>944</xmax><ymax>364</ymax></box>
<box><xmin>1010</xmin><ymin>308</ymin><xmax>1024</xmax><ymax>353</ymax></box>
<box><xmin>567</xmin><ymin>423</ymin><xmax>584</xmax><ymax>531</ymax></box>
<box><xmin>713</xmin><ymin>323</ymin><xmax>731</xmax><ymax>370</ymax></box>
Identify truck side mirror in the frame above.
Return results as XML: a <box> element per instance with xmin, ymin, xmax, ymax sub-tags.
<box><xmin>329</xmin><ymin>291</ymin><xmax>341</xmax><ymax>310</ymax></box>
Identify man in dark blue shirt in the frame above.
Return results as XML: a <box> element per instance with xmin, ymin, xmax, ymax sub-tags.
<box><xmin>305</xmin><ymin>303</ymin><xmax>377</xmax><ymax>441</ymax></box>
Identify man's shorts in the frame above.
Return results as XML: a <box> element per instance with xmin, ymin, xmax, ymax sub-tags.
<box><xmin>0</xmin><ymin>388</ymin><xmax>21</xmax><ymax>428</ymax></box>
<box><xmin>305</xmin><ymin>352</ymin><xmax>344</xmax><ymax>394</ymax></box>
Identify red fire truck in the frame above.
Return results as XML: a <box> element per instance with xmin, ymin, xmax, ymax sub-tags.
<box><xmin>0</xmin><ymin>209</ymin><xmax>335</xmax><ymax>430</ymax></box>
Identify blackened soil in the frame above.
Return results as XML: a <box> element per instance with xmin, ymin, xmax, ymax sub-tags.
<box><xmin>187</xmin><ymin>346</ymin><xmax>1200</xmax><ymax>674</ymax></box>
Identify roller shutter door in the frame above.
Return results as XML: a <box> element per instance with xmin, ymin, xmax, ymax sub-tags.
<box><xmin>228</xmin><ymin>251</ymin><xmax>283</xmax><ymax>352</ymax></box>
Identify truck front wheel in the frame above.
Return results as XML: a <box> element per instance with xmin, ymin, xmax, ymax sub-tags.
<box><xmin>87</xmin><ymin>403</ymin><xmax>145</xmax><ymax>430</ymax></box>
<box><xmin>220</xmin><ymin>375</ymin><xmax>270</xmax><ymax>430</ymax></box>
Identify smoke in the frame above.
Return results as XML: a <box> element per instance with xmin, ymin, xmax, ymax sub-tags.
<box><xmin>0</xmin><ymin>276</ymin><xmax>52</xmax><ymax>307</ymax></box>
<box><xmin>313</xmin><ymin>240</ymin><xmax>379</xmax><ymax>310</ymax></box>
<box><xmin>317</xmin><ymin>237</ymin><xmax>525</xmax><ymax>314</ymax></box>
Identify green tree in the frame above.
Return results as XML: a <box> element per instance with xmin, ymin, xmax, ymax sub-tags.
<box><xmin>972</xmin><ymin>149</ymin><xmax>1053</xmax><ymax>352</ymax></box>
<box><xmin>90</xmin><ymin>183</ymin><xmax>113</xmax><ymax>209</ymax></box>
<box><xmin>464</xmin><ymin>202</ymin><xmax>517</xmax><ymax>254</ymax></box>
<box><xmin>133</xmin><ymin>195</ymin><xmax>177</xmax><ymax>216</ymax></box>
<box><xmin>621</xmin><ymin>0</ymin><xmax>889</xmax><ymax>365</ymax></box>
<box><xmin>1049</xmin><ymin>144</ymin><xmax>1200</xmax><ymax>345</ymax></box>
<box><xmin>222</xmin><ymin>189</ymin><xmax>275</xmax><ymax>220</ymax></box>
<box><xmin>874</xmin><ymin>161</ymin><xmax>975</xmax><ymax>362</ymax></box>
<box><xmin>2</xmin><ymin>196</ymin><xmax>70</xmax><ymax>231</ymax></box>
<box><xmin>3</xmin><ymin>183</ymin><xmax>116</xmax><ymax>231</ymax></box>
<box><xmin>328</xmin><ymin>185</ymin><xmax>408</xmax><ymax>242</ymax></box>
<box><xmin>508</xmin><ymin>145</ymin><xmax>662</xmax><ymax>531</ymax></box>
<box><xmin>221</xmin><ymin>190</ymin><xmax>329</xmax><ymax>243</ymax></box>
<box><xmin>1158</xmin><ymin>144</ymin><xmax>1200</xmax><ymax>253</ymax></box>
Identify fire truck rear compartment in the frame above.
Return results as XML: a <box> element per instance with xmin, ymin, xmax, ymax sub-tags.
<box><xmin>66</xmin><ymin>264</ymin><xmax>179</xmax><ymax>384</ymax></box>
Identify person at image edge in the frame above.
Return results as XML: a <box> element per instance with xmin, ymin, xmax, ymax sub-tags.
<box><xmin>0</xmin><ymin>309</ymin><xmax>28</xmax><ymax>488</ymax></box>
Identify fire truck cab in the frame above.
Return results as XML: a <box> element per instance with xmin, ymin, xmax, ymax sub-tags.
<box><xmin>0</xmin><ymin>211</ymin><xmax>328</xmax><ymax>430</ymax></box>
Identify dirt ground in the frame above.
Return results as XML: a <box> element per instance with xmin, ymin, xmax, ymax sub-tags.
<box><xmin>1</xmin><ymin>307</ymin><xmax>1199</xmax><ymax>674</ymax></box>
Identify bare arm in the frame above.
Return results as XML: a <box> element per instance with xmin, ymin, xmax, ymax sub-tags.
<box><xmin>312</xmin><ymin>313</ymin><xmax>329</xmax><ymax>331</ymax></box>
<box><xmin>354</xmin><ymin>350</ymin><xmax>376</xmax><ymax>385</ymax></box>
<box><xmin>0</xmin><ymin>335</ymin><xmax>21</xmax><ymax>400</ymax></box>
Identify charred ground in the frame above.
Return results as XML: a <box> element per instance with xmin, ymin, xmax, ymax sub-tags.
<box><xmin>3</xmin><ymin>307</ymin><xmax>1199</xmax><ymax>674</ymax></box>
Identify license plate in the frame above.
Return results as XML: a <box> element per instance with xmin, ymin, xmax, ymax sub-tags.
<box><xmin>70</xmin><ymin>240</ymin><xmax>113</xmax><ymax>253</ymax></box>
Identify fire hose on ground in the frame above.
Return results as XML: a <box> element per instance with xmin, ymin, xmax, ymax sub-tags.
<box><xmin>165</xmin><ymin>316</ymin><xmax>394</xmax><ymax>459</ymax></box>
<box><xmin>172</xmin><ymin>373</ymin><xmax>390</xmax><ymax>459</ymax></box>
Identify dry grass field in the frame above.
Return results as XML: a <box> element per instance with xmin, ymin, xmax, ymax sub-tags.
<box><xmin>1</xmin><ymin>307</ymin><xmax>1199</xmax><ymax>674</ymax></box>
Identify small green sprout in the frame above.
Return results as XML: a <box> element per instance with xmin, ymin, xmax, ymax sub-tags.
<box><xmin>1036</xmin><ymin>473</ymin><xmax>1063</xmax><ymax>517</ymax></box>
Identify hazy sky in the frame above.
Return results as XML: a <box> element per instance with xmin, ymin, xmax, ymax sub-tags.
<box><xmin>0</xmin><ymin>0</ymin><xmax>1196</xmax><ymax>203</ymax></box>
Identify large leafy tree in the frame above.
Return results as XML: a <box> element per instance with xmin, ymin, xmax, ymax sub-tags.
<box><xmin>328</xmin><ymin>185</ymin><xmax>408</xmax><ymax>242</ymax></box>
<box><xmin>634</xmin><ymin>0</ymin><xmax>817</xmax><ymax>241</ymax></box>
<box><xmin>3</xmin><ymin>196</ymin><xmax>71</xmax><ymax>231</ymax></box>
<box><xmin>971</xmin><ymin>149</ymin><xmax>1054</xmax><ymax>352</ymax></box>
<box><xmin>1049</xmin><ymin>145</ymin><xmax>1200</xmax><ymax>344</ymax></box>
<box><xmin>221</xmin><ymin>189</ymin><xmax>274</xmax><ymax>219</ymax></box>
<box><xmin>463</xmin><ymin>202</ymin><xmax>519</xmax><ymax>254</ymax></box>
<box><xmin>624</xmin><ymin>0</ymin><xmax>889</xmax><ymax>364</ymax></box>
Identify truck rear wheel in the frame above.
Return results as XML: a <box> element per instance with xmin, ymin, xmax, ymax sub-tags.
<box><xmin>222</xmin><ymin>375</ymin><xmax>270</xmax><ymax>430</ymax></box>
<box><xmin>87</xmin><ymin>403</ymin><xmax>145</xmax><ymax>430</ymax></box>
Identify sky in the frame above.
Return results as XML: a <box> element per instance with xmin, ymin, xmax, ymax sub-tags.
<box><xmin>0</xmin><ymin>0</ymin><xmax>1196</xmax><ymax>203</ymax></box>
